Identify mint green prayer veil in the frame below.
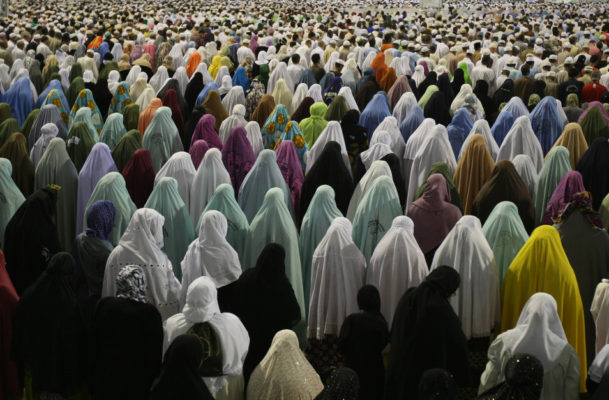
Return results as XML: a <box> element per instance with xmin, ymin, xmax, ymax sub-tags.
<box><xmin>200</xmin><ymin>183</ymin><xmax>250</xmax><ymax>265</ymax></box>
<box><xmin>482</xmin><ymin>201</ymin><xmax>529</xmax><ymax>285</ymax></box>
<box><xmin>299</xmin><ymin>185</ymin><xmax>343</xmax><ymax>311</ymax></box>
<box><xmin>142</xmin><ymin>106</ymin><xmax>183</xmax><ymax>172</ymax></box>
<box><xmin>84</xmin><ymin>171</ymin><xmax>137</xmax><ymax>246</ymax></box>
<box><xmin>533</xmin><ymin>146</ymin><xmax>571</xmax><ymax>224</ymax></box>
<box><xmin>352</xmin><ymin>175</ymin><xmax>403</xmax><ymax>262</ymax></box>
<box><xmin>0</xmin><ymin>157</ymin><xmax>25</xmax><ymax>248</ymax></box>
<box><xmin>144</xmin><ymin>176</ymin><xmax>195</xmax><ymax>281</ymax></box>
<box><xmin>244</xmin><ymin>187</ymin><xmax>306</xmax><ymax>343</ymax></box>
<box><xmin>99</xmin><ymin>113</ymin><xmax>127</xmax><ymax>151</ymax></box>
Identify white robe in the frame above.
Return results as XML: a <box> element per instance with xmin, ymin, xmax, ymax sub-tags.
<box><xmin>304</xmin><ymin>121</ymin><xmax>350</xmax><ymax>174</ymax></box>
<box><xmin>189</xmin><ymin>148</ymin><xmax>232</xmax><ymax>225</ymax></box>
<box><xmin>155</xmin><ymin>152</ymin><xmax>196</xmax><ymax>217</ymax></box>
<box><xmin>496</xmin><ymin>116</ymin><xmax>544</xmax><ymax>173</ymax></box>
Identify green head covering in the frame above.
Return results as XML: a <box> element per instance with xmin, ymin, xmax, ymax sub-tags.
<box><xmin>579</xmin><ymin>105</ymin><xmax>609</xmax><ymax>145</ymax></box>
<box><xmin>111</xmin><ymin>129</ymin><xmax>142</xmax><ymax>171</ymax></box>
<box><xmin>533</xmin><ymin>146</ymin><xmax>572</xmax><ymax>224</ymax></box>
<box><xmin>69</xmin><ymin>63</ymin><xmax>83</xmax><ymax>83</ymax></box>
<box><xmin>122</xmin><ymin>103</ymin><xmax>140</xmax><ymax>131</ymax></box>
<box><xmin>482</xmin><ymin>201</ymin><xmax>529</xmax><ymax>285</ymax></box>
<box><xmin>324</xmin><ymin>95</ymin><xmax>349</xmax><ymax>122</ymax></box>
<box><xmin>352</xmin><ymin>175</ymin><xmax>403</xmax><ymax>262</ymax></box>
<box><xmin>100</xmin><ymin>113</ymin><xmax>127</xmax><ymax>151</ymax></box>
<box><xmin>458</xmin><ymin>61</ymin><xmax>471</xmax><ymax>85</ymax></box>
<box><xmin>67</xmin><ymin>76</ymin><xmax>85</xmax><ymax>108</ymax></box>
<box><xmin>142</xmin><ymin>106</ymin><xmax>182</xmax><ymax>172</ymax></box>
<box><xmin>21</xmin><ymin>109</ymin><xmax>40</xmax><ymax>142</ymax></box>
<box><xmin>566</xmin><ymin>93</ymin><xmax>580</xmax><ymax>107</ymax></box>
<box><xmin>67</xmin><ymin>121</ymin><xmax>96</xmax><ymax>172</ymax></box>
<box><xmin>0</xmin><ymin>103</ymin><xmax>12</xmax><ymax>124</ymax></box>
<box><xmin>0</xmin><ymin>118</ymin><xmax>21</xmax><ymax>148</ymax></box>
<box><xmin>299</xmin><ymin>185</ymin><xmax>342</xmax><ymax>310</ymax></box>
<box><xmin>43</xmin><ymin>65</ymin><xmax>60</xmax><ymax>87</ymax></box>
<box><xmin>299</xmin><ymin>102</ymin><xmax>328</xmax><ymax>148</ymax></box>
<box><xmin>527</xmin><ymin>93</ymin><xmax>541</xmax><ymax>108</ymax></box>
<box><xmin>0</xmin><ymin>157</ymin><xmax>25</xmax><ymax>248</ymax></box>
<box><xmin>413</xmin><ymin>162</ymin><xmax>463</xmax><ymax>211</ymax></box>
<box><xmin>417</xmin><ymin>85</ymin><xmax>439</xmax><ymax>109</ymax></box>
<box><xmin>255</xmin><ymin>63</ymin><xmax>270</xmax><ymax>88</ymax></box>
<box><xmin>99</xmin><ymin>61</ymin><xmax>119</xmax><ymax>81</ymax></box>
<box><xmin>84</xmin><ymin>171</ymin><xmax>136</xmax><ymax>246</ymax></box>
<box><xmin>601</xmin><ymin>193</ymin><xmax>609</xmax><ymax>233</ymax></box>
<box><xmin>144</xmin><ymin>177</ymin><xmax>195</xmax><ymax>281</ymax></box>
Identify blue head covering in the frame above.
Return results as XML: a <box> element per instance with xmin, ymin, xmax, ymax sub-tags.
<box><xmin>262</xmin><ymin>104</ymin><xmax>290</xmax><ymax>149</ymax></box>
<box><xmin>447</xmin><ymin>108</ymin><xmax>474</xmax><ymax>158</ymax></box>
<box><xmin>359</xmin><ymin>93</ymin><xmax>391</xmax><ymax>141</ymax></box>
<box><xmin>99</xmin><ymin>113</ymin><xmax>127</xmax><ymax>150</ymax></box>
<box><xmin>399</xmin><ymin>105</ymin><xmax>424</xmax><ymax>143</ymax></box>
<box><xmin>232</xmin><ymin>66</ymin><xmax>250</xmax><ymax>92</ymax></box>
<box><xmin>356</xmin><ymin>67</ymin><xmax>375</xmax><ymax>92</ymax></box>
<box><xmin>279</xmin><ymin>120</ymin><xmax>309</xmax><ymax>170</ymax></box>
<box><xmin>109</xmin><ymin>82</ymin><xmax>133</xmax><ymax>114</ymax></box>
<box><xmin>97</xmin><ymin>41</ymin><xmax>110</xmax><ymax>61</ymax></box>
<box><xmin>5</xmin><ymin>77</ymin><xmax>33</xmax><ymax>126</ymax></box>
<box><xmin>42</xmin><ymin>88</ymin><xmax>70</xmax><ymax>125</ymax></box>
<box><xmin>36</xmin><ymin>80</ymin><xmax>67</xmax><ymax>109</ymax></box>
<box><xmin>71</xmin><ymin>107</ymin><xmax>99</xmax><ymax>143</ymax></box>
<box><xmin>529</xmin><ymin>96</ymin><xmax>565</xmax><ymax>155</ymax></box>
<box><xmin>297</xmin><ymin>68</ymin><xmax>317</xmax><ymax>87</ymax></box>
<box><xmin>195</xmin><ymin>82</ymin><xmax>219</xmax><ymax>107</ymax></box>
<box><xmin>85</xmin><ymin>199</ymin><xmax>116</xmax><ymax>242</ymax></box>
<box><xmin>491</xmin><ymin>110</ymin><xmax>515</xmax><ymax>146</ymax></box>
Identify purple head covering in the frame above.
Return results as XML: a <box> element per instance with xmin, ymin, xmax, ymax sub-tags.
<box><xmin>250</xmin><ymin>35</ymin><xmax>259</xmax><ymax>53</ymax></box>
<box><xmin>276</xmin><ymin>140</ymin><xmax>304</xmax><ymax>216</ymax></box>
<box><xmin>419</xmin><ymin>60</ymin><xmax>429</xmax><ymax>76</ymax></box>
<box><xmin>189</xmin><ymin>139</ymin><xmax>210</xmax><ymax>169</ymax></box>
<box><xmin>541</xmin><ymin>171</ymin><xmax>586</xmax><ymax>225</ymax></box>
<box><xmin>191</xmin><ymin>114</ymin><xmax>223</xmax><ymax>151</ymax></box>
<box><xmin>85</xmin><ymin>200</ymin><xmax>116</xmax><ymax>241</ymax></box>
<box><xmin>221</xmin><ymin>126</ymin><xmax>256</xmax><ymax>192</ymax></box>
<box><xmin>130</xmin><ymin>45</ymin><xmax>143</xmax><ymax>63</ymax></box>
<box><xmin>578</xmin><ymin>101</ymin><xmax>609</xmax><ymax>125</ymax></box>
<box><xmin>77</xmin><ymin>142</ymin><xmax>118</xmax><ymax>234</ymax></box>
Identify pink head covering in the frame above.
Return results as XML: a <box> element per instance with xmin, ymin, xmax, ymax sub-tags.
<box><xmin>542</xmin><ymin>171</ymin><xmax>585</xmax><ymax>225</ymax></box>
<box><xmin>189</xmin><ymin>139</ymin><xmax>210</xmax><ymax>169</ymax></box>
<box><xmin>407</xmin><ymin>173</ymin><xmax>462</xmax><ymax>253</ymax></box>
<box><xmin>144</xmin><ymin>43</ymin><xmax>156</xmax><ymax>70</ymax></box>
<box><xmin>191</xmin><ymin>114</ymin><xmax>223</xmax><ymax>151</ymax></box>
<box><xmin>275</xmin><ymin>140</ymin><xmax>304</xmax><ymax>216</ymax></box>
<box><xmin>221</xmin><ymin>126</ymin><xmax>256</xmax><ymax>192</ymax></box>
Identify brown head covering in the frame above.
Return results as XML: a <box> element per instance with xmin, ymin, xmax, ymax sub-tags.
<box><xmin>471</xmin><ymin>160</ymin><xmax>535</xmax><ymax>232</ymax></box>
<box><xmin>546</xmin><ymin>123</ymin><xmax>589</xmax><ymax>169</ymax></box>
<box><xmin>251</xmin><ymin>94</ymin><xmax>276</xmax><ymax>129</ymax></box>
<box><xmin>202</xmin><ymin>90</ymin><xmax>228</xmax><ymax>132</ymax></box>
<box><xmin>0</xmin><ymin>133</ymin><xmax>34</xmax><ymax>197</ymax></box>
<box><xmin>453</xmin><ymin>134</ymin><xmax>495</xmax><ymax>214</ymax></box>
<box><xmin>407</xmin><ymin>173</ymin><xmax>462</xmax><ymax>254</ymax></box>
<box><xmin>387</xmin><ymin>75</ymin><xmax>412</xmax><ymax>110</ymax></box>
<box><xmin>137</xmin><ymin>98</ymin><xmax>163</xmax><ymax>135</ymax></box>
<box><xmin>133</xmin><ymin>53</ymin><xmax>152</xmax><ymax>69</ymax></box>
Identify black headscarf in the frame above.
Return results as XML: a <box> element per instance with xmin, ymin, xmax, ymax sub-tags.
<box><xmin>477</xmin><ymin>354</ymin><xmax>543</xmax><ymax>400</ymax></box>
<box><xmin>493</xmin><ymin>79</ymin><xmax>514</xmax><ymax>106</ymax></box>
<box><xmin>183</xmin><ymin>106</ymin><xmax>206</xmax><ymax>150</ymax></box>
<box><xmin>315</xmin><ymin>367</ymin><xmax>361</xmax><ymax>400</ymax></box>
<box><xmin>576</xmin><ymin>137</ymin><xmax>609</xmax><ymax>210</ymax></box>
<box><xmin>291</xmin><ymin>96</ymin><xmax>316</xmax><ymax>123</ymax></box>
<box><xmin>11</xmin><ymin>252</ymin><xmax>86</xmax><ymax>395</ymax></box>
<box><xmin>451</xmin><ymin>68</ymin><xmax>465</xmax><ymax>94</ymax></box>
<box><xmin>418</xmin><ymin>369</ymin><xmax>457</xmax><ymax>400</ymax></box>
<box><xmin>299</xmin><ymin>141</ymin><xmax>354</xmax><ymax>223</ymax></box>
<box><xmin>218</xmin><ymin>243</ymin><xmax>301</xmax><ymax>382</ymax></box>
<box><xmin>437</xmin><ymin>73</ymin><xmax>455</xmax><ymax>105</ymax></box>
<box><xmin>381</xmin><ymin>153</ymin><xmax>406</xmax><ymax>208</ymax></box>
<box><xmin>4</xmin><ymin>188</ymin><xmax>60</xmax><ymax>295</ymax></box>
<box><xmin>339</xmin><ymin>284</ymin><xmax>389</xmax><ymax>400</ymax></box>
<box><xmin>158</xmin><ymin>78</ymin><xmax>189</xmax><ymax>118</ymax></box>
<box><xmin>417</xmin><ymin>71</ymin><xmax>438</xmax><ymax>96</ymax></box>
<box><xmin>473</xmin><ymin>80</ymin><xmax>498</xmax><ymax>123</ymax></box>
<box><xmin>384</xmin><ymin>266</ymin><xmax>469</xmax><ymax>400</ymax></box>
<box><xmin>92</xmin><ymin>78</ymin><xmax>112</xmax><ymax>119</ymax></box>
<box><xmin>150</xmin><ymin>334</ymin><xmax>215</xmax><ymax>400</ymax></box>
<box><xmin>355</xmin><ymin>80</ymin><xmax>380</xmax><ymax>112</ymax></box>
<box><xmin>184</xmin><ymin>72</ymin><xmax>204</xmax><ymax>115</ymax></box>
<box><xmin>471</xmin><ymin>160</ymin><xmax>535</xmax><ymax>232</ymax></box>
<box><xmin>424</xmin><ymin>91</ymin><xmax>452</xmax><ymax>126</ymax></box>
<box><xmin>341</xmin><ymin>109</ymin><xmax>368</xmax><ymax>168</ymax></box>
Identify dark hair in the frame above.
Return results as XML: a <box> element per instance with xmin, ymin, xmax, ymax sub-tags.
<box><xmin>520</xmin><ymin>64</ymin><xmax>530</xmax><ymax>77</ymax></box>
<box><xmin>311</xmin><ymin>53</ymin><xmax>320</xmax><ymax>64</ymax></box>
<box><xmin>291</xmin><ymin>53</ymin><xmax>300</xmax><ymax>64</ymax></box>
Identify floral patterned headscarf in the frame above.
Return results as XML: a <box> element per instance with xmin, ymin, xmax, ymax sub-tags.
<box><xmin>262</xmin><ymin>104</ymin><xmax>290</xmax><ymax>149</ymax></box>
<box><xmin>109</xmin><ymin>82</ymin><xmax>134</xmax><ymax>114</ymax></box>
<box><xmin>553</xmin><ymin>191</ymin><xmax>604</xmax><ymax>230</ymax></box>
<box><xmin>116</xmin><ymin>265</ymin><xmax>147</xmax><ymax>303</ymax></box>
<box><xmin>42</xmin><ymin>88</ymin><xmax>70</xmax><ymax>124</ymax></box>
<box><xmin>278</xmin><ymin>120</ymin><xmax>309</xmax><ymax>170</ymax></box>
<box><xmin>69</xmin><ymin>88</ymin><xmax>104</xmax><ymax>136</ymax></box>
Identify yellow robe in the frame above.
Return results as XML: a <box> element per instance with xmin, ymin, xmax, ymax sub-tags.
<box><xmin>501</xmin><ymin>225</ymin><xmax>587</xmax><ymax>392</ymax></box>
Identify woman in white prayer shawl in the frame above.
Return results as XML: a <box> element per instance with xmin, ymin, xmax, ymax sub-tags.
<box><xmin>135</xmin><ymin>87</ymin><xmax>156</xmax><ymax>111</ymax></box>
<box><xmin>430</xmin><ymin>215</ymin><xmax>500</xmax><ymax>340</ymax></box>
<box><xmin>266</xmin><ymin>62</ymin><xmax>294</xmax><ymax>95</ymax></box>
<box><xmin>164</xmin><ymin>276</ymin><xmax>249</xmax><ymax>400</ymax></box>
<box><xmin>512</xmin><ymin>154</ymin><xmax>538</xmax><ymax>197</ymax></box>
<box><xmin>218</xmin><ymin>75</ymin><xmax>233</xmax><ymax>97</ymax></box>
<box><xmin>155</xmin><ymin>151</ymin><xmax>196</xmax><ymax>215</ymax></box>
<box><xmin>411</xmin><ymin>65</ymin><xmax>426</xmax><ymax>88</ymax></box>
<box><xmin>591</xmin><ymin>280</ymin><xmax>609</xmax><ymax>355</ymax></box>
<box><xmin>501</xmin><ymin>96</ymin><xmax>530</xmax><ymax>119</ymax></box>
<box><xmin>102</xmin><ymin>208</ymin><xmax>180</xmax><ymax>321</ymax></box>
<box><xmin>222</xmin><ymin>86</ymin><xmax>246</xmax><ymax>116</ymax></box>
<box><xmin>459</xmin><ymin>119</ymin><xmax>500</xmax><ymax>161</ymax></box>
<box><xmin>449</xmin><ymin>84</ymin><xmax>485</xmax><ymax>120</ymax></box>
<box><xmin>406</xmin><ymin>124</ymin><xmax>457</xmax><ymax>208</ymax></box>
<box><xmin>173</xmin><ymin>66</ymin><xmax>190</xmax><ymax>95</ymax></box>
<box><xmin>107</xmin><ymin>70</ymin><xmax>121</xmax><ymax>95</ymax></box>
<box><xmin>125</xmin><ymin>65</ymin><xmax>142</xmax><ymax>85</ymax></box>
<box><xmin>338</xmin><ymin>86</ymin><xmax>359</xmax><ymax>111</ymax></box>
<box><xmin>219</xmin><ymin>105</ymin><xmax>247</xmax><ymax>144</ymax></box>
<box><xmin>189</xmin><ymin>148</ymin><xmax>231</xmax><ymax>225</ymax></box>
<box><xmin>373</xmin><ymin>116</ymin><xmax>406</xmax><ymax>157</ymax></box>
<box><xmin>347</xmin><ymin>160</ymin><xmax>393</xmax><ymax>221</ymax></box>
<box><xmin>292</xmin><ymin>83</ymin><xmax>309</xmax><ymax>114</ymax></box>
<box><xmin>215</xmin><ymin>66</ymin><xmax>231</xmax><ymax>88</ymax></box>
<box><xmin>244</xmin><ymin>121</ymin><xmax>264</xmax><ymax>157</ymax></box>
<box><xmin>271</xmin><ymin>78</ymin><xmax>294</xmax><ymax>115</ymax></box>
<box><xmin>307</xmin><ymin>83</ymin><xmax>324</xmax><ymax>103</ymax></box>
<box><xmin>479</xmin><ymin>293</ymin><xmax>580</xmax><ymax>400</ymax></box>
<box><xmin>129</xmin><ymin>77</ymin><xmax>150</xmax><ymax>102</ymax></box>
<box><xmin>392</xmin><ymin>92</ymin><xmax>418</xmax><ymax>125</ymax></box>
<box><xmin>402</xmin><ymin>118</ymin><xmax>436</xmax><ymax>191</ymax></box>
<box><xmin>304</xmin><ymin>121</ymin><xmax>350</xmax><ymax>174</ymax></box>
<box><xmin>366</xmin><ymin>216</ymin><xmax>428</xmax><ymax>327</ymax></box>
<box><xmin>324</xmin><ymin>51</ymin><xmax>340</xmax><ymax>72</ymax></box>
<box><xmin>149</xmin><ymin>66</ymin><xmax>169</xmax><ymax>94</ymax></box>
<box><xmin>179</xmin><ymin>210</ymin><xmax>241</xmax><ymax>307</ymax></box>
<box><xmin>30</xmin><ymin>123</ymin><xmax>59</xmax><ymax>169</ymax></box>
<box><xmin>589</xmin><ymin>344</ymin><xmax>609</xmax><ymax>390</ymax></box>
<box><xmin>496</xmin><ymin>116</ymin><xmax>544</xmax><ymax>173</ymax></box>
<box><xmin>308</xmin><ymin>217</ymin><xmax>366</xmax><ymax>340</ymax></box>
<box><xmin>194</xmin><ymin>62</ymin><xmax>214</xmax><ymax>85</ymax></box>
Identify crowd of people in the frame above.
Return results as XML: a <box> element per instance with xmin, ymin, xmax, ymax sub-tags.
<box><xmin>1</xmin><ymin>0</ymin><xmax>609</xmax><ymax>399</ymax></box>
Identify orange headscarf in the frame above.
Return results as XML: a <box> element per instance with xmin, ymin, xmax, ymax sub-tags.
<box><xmin>379</xmin><ymin>67</ymin><xmax>397</xmax><ymax>92</ymax></box>
<box><xmin>370</xmin><ymin>52</ymin><xmax>388</xmax><ymax>84</ymax></box>
<box><xmin>87</xmin><ymin>36</ymin><xmax>103</xmax><ymax>51</ymax></box>
<box><xmin>137</xmin><ymin>98</ymin><xmax>163</xmax><ymax>135</ymax></box>
<box><xmin>185</xmin><ymin>52</ymin><xmax>202</xmax><ymax>78</ymax></box>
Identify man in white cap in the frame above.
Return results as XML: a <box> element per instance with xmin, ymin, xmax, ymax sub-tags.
<box><xmin>557</xmin><ymin>56</ymin><xmax>574</xmax><ymax>84</ymax></box>
<box><xmin>338</xmin><ymin>40</ymin><xmax>351</xmax><ymax>61</ymax></box>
